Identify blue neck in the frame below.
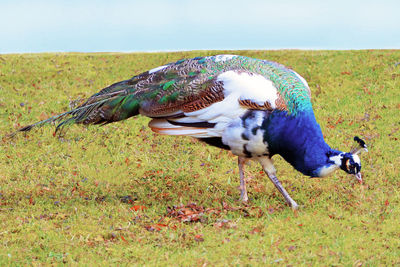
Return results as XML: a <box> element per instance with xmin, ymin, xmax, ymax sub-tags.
<box><xmin>262</xmin><ymin>110</ymin><xmax>341</xmax><ymax>177</ymax></box>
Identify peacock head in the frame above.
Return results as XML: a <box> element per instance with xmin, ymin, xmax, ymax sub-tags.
<box><xmin>340</xmin><ymin>136</ymin><xmax>368</xmax><ymax>182</ymax></box>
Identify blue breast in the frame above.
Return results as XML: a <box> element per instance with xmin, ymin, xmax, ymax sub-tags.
<box><xmin>262</xmin><ymin>110</ymin><xmax>334</xmax><ymax>177</ymax></box>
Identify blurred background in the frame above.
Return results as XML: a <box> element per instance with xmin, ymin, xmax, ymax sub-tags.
<box><xmin>1</xmin><ymin>0</ymin><xmax>400</xmax><ymax>53</ymax></box>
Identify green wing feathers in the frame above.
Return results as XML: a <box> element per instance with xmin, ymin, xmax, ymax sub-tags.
<box><xmin>15</xmin><ymin>57</ymin><xmax>215</xmax><ymax>134</ymax></box>
<box><xmin>16</xmin><ymin>79</ymin><xmax>142</xmax><ymax>134</ymax></box>
<box><xmin>14</xmin><ymin>55</ymin><xmax>312</xmax><ymax>135</ymax></box>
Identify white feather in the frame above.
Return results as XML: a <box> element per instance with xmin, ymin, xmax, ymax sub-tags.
<box><xmin>330</xmin><ymin>154</ymin><xmax>343</xmax><ymax>165</ymax></box>
<box><xmin>353</xmin><ymin>154</ymin><xmax>361</xmax><ymax>165</ymax></box>
<box><xmin>221</xmin><ymin>119</ymin><xmax>245</xmax><ymax>155</ymax></box>
<box><xmin>243</xmin><ymin>112</ymin><xmax>267</xmax><ymax>155</ymax></box>
<box><xmin>217</xmin><ymin>71</ymin><xmax>278</xmax><ymax>106</ymax></box>
<box><xmin>318</xmin><ymin>153</ymin><xmax>342</xmax><ymax>177</ymax></box>
<box><xmin>318</xmin><ymin>165</ymin><xmax>339</xmax><ymax>177</ymax></box>
<box><xmin>148</xmin><ymin>119</ymin><xmax>211</xmax><ymax>138</ymax></box>
<box><xmin>186</xmin><ymin>92</ymin><xmax>245</xmax><ymax>121</ymax></box>
<box><xmin>222</xmin><ymin>111</ymin><xmax>269</xmax><ymax>157</ymax></box>
<box><xmin>149</xmin><ymin>65</ymin><xmax>169</xmax><ymax>74</ymax></box>
<box><xmin>186</xmin><ymin>70</ymin><xmax>278</xmax><ymax>120</ymax></box>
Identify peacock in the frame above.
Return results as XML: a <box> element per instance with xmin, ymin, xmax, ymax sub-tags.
<box><xmin>15</xmin><ymin>55</ymin><xmax>368</xmax><ymax>209</ymax></box>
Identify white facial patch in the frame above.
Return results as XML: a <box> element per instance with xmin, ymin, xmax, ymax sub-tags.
<box><xmin>329</xmin><ymin>154</ymin><xmax>343</xmax><ymax>166</ymax></box>
<box><xmin>352</xmin><ymin>154</ymin><xmax>361</xmax><ymax>165</ymax></box>
<box><xmin>317</xmin><ymin>153</ymin><xmax>344</xmax><ymax>177</ymax></box>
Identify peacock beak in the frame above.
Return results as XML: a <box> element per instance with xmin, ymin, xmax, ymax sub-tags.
<box><xmin>354</xmin><ymin>172</ymin><xmax>363</xmax><ymax>183</ymax></box>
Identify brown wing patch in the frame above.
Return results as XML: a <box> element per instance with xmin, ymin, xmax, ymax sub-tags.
<box><xmin>140</xmin><ymin>80</ymin><xmax>225</xmax><ymax>116</ymax></box>
<box><xmin>181</xmin><ymin>81</ymin><xmax>225</xmax><ymax>112</ymax></box>
<box><xmin>239</xmin><ymin>92</ymin><xmax>287</xmax><ymax>111</ymax></box>
<box><xmin>275</xmin><ymin>93</ymin><xmax>288</xmax><ymax>110</ymax></box>
<box><xmin>238</xmin><ymin>99</ymin><xmax>273</xmax><ymax>110</ymax></box>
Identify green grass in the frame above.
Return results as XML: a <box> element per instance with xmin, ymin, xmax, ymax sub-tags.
<box><xmin>0</xmin><ymin>50</ymin><xmax>399</xmax><ymax>266</ymax></box>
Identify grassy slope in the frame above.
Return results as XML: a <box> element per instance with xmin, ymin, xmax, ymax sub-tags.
<box><xmin>0</xmin><ymin>50</ymin><xmax>399</xmax><ymax>265</ymax></box>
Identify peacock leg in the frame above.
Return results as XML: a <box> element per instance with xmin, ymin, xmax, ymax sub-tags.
<box><xmin>238</xmin><ymin>156</ymin><xmax>249</xmax><ymax>202</ymax></box>
<box><xmin>258</xmin><ymin>157</ymin><xmax>299</xmax><ymax>210</ymax></box>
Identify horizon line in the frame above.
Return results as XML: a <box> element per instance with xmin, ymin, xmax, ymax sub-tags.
<box><xmin>2</xmin><ymin>47</ymin><xmax>399</xmax><ymax>55</ymax></box>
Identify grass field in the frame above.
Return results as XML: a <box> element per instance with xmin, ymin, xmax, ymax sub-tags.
<box><xmin>0</xmin><ymin>50</ymin><xmax>399</xmax><ymax>265</ymax></box>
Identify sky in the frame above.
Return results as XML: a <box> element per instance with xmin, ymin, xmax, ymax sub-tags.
<box><xmin>1</xmin><ymin>0</ymin><xmax>400</xmax><ymax>53</ymax></box>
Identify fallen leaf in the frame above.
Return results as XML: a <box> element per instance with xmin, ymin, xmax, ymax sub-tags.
<box><xmin>213</xmin><ymin>219</ymin><xmax>237</xmax><ymax>229</ymax></box>
<box><xmin>121</xmin><ymin>235</ymin><xmax>128</xmax><ymax>243</ymax></box>
<box><xmin>194</xmin><ymin>234</ymin><xmax>204</xmax><ymax>242</ymax></box>
<box><xmin>166</xmin><ymin>203</ymin><xmax>216</xmax><ymax>222</ymax></box>
<box><xmin>130</xmin><ymin>205</ymin><xmax>147</xmax><ymax>211</ymax></box>
<box><xmin>335</xmin><ymin>116</ymin><xmax>343</xmax><ymax>125</ymax></box>
<box><xmin>249</xmin><ymin>227</ymin><xmax>261</xmax><ymax>234</ymax></box>
<box><xmin>384</xmin><ymin>199</ymin><xmax>389</xmax><ymax>206</ymax></box>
